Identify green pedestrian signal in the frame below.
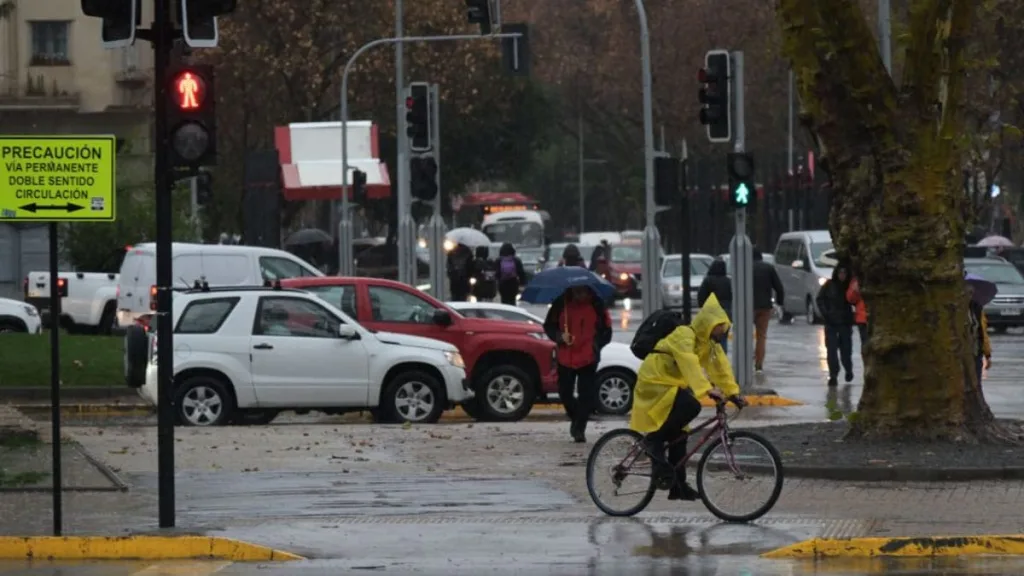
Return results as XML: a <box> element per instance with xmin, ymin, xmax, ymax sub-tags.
<box><xmin>733</xmin><ymin>182</ymin><xmax>750</xmax><ymax>206</ymax></box>
<box><xmin>726</xmin><ymin>151</ymin><xmax>755</xmax><ymax>209</ymax></box>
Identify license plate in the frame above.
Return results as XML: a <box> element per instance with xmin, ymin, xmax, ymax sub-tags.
<box><xmin>27</xmin><ymin>289</ymin><xmax>43</xmax><ymax>298</ymax></box>
<box><xmin>1000</xmin><ymin>308</ymin><xmax>1022</xmax><ymax>316</ymax></box>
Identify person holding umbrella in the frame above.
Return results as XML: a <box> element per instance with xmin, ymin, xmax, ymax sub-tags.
<box><xmin>965</xmin><ymin>273</ymin><xmax>996</xmax><ymax>385</ymax></box>
<box><xmin>522</xmin><ymin>267</ymin><xmax>615</xmax><ymax>443</ymax></box>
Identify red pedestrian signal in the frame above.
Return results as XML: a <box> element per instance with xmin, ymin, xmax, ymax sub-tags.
<box><xmin>174</xmin><ymin>71</ymin><xmax>205</xmax><ymax>111</ymax></box>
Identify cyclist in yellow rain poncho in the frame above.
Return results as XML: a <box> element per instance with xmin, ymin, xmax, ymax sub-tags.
<box><xmin>630</xmin><ymin>293</ymin><xmax>746</xmax><ymax>501</ymax></box>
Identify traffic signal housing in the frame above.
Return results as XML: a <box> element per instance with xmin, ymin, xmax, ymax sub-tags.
<box><xmin>410</xmin><ymin>156</ymin><xmax>439</xmax><ymax>202</ymax></box>
<box><xmin>654</xmin><ymin>155</ymin><xmax>679</xmax><ymax>207</ymax></box>
<box><xmin>176</xmin><ymin>0</ymin><xmax>236</xmax><ymax>48</ymax></box>
<box><xmin>726</xmin><ymin>152</ymin><xmax>755</xmax><ymax>208</ymax></box>
<box><xmin>465</xmin><ymin>0</ymin><xmax>493</xmax><ymax>34</ymax></box>
<box><xmin>351</xmin><ymin>169</ymin><xmax>368</xmax><ymax>204</ymax></box>
<box><xmin>80</xmin><ymin>0</ymin><xmax>139</xmax><ymax>48</ymax></box>
<box><xmin>56</xmin><ymin>278</ymin><xmax>68</xmax><ymax>298</ymax></box>
<box><xmin>699</xmin><ymin>50</ymin><xmax>731</xmax><ymax>143</ymax></box>
<box><xmin>405</xmin><ymin>83</ymin><xmax>431</xmax><ymax>153</ymax></box>
<box><xmin>167</xmin><ymin>64</ymin><xmax>217</xmax><ymax>169</ymax></box>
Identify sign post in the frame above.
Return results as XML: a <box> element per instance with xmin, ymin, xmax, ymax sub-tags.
<box><xmin>427</xmin><ymin>83</ymin><xmax>447</xmax><ymax>299</ymax></box>
<box><xmin>0</xmin><ymin>134</ymin><xmax>117</xmax><ymax>535</ymax></box>
<box><xmin>726</xmin><ymin>52</ymin><xmax>754</xmax><ymax>391</ymax></box>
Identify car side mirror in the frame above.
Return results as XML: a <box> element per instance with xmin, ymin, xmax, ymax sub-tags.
<box><xmin>791</xmin><ymin>259</ymin><xmax>804</xmax><ymax>269</ymax></box>
<box><xmin>336</xmin><ymin>324</ymin><xmax>359</xmax><ymax>340</ymax></box>
<box><xmin>433</xmin><ymin>310</ymin><xmax>453</xmax><ymax>327</ymax></box>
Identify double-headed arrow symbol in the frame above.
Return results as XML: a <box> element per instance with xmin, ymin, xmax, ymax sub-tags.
<box><xmin>19</xmin><ymin>203</ymin><xmax>84</xmax><ymax>213</ymax></box>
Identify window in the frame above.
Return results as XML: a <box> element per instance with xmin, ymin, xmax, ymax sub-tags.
<box><xmin>254</xmin><ymin>297</ymin><xmax>342</xmax><ymax>338</ymax></box>
<box><xmin>367</xmin><ymin>286</ymin><xmax>439</xmax><ymax>324</ymax></box>
<box><xmin>966</xmin><ymin>263</ymin><xmax>1024</xmax><ymax>285</ymax></box>
<box><xmin>810</xmin><ymin>242</ymin><xmax>835</xmax><ymax>266</ymax></box>
<box><xmin>175</xmin><ymin>297</ymin><xmax>239</xmax><ymax>334</ymax></box>
<box><xmin>305</xmin><ymin>284</ymin><xmax>358</xmax><ymax>318</ymax></box>
<box><xmin>260</xmin><ymin>256</ymin><xmax>317</xmax><ymax>282</ymax></box>
<box><xmin>483</xmin><ymin>309</ymin><xmax>538</xmax><ymax>324</ymax></box>
<box><xmin>610</xmin><ymin>245</ymin><xmax>643</xmax><ymax>263</ymax></box>
<box><xmin>30</xmin><ymin>22</ymin><xmax>71</xmax><ymax>66</ymax></box>
<box><xmin>775</xmin><ymin>240</ymin><xmax>798</xmax><ymax>265</ymax></box>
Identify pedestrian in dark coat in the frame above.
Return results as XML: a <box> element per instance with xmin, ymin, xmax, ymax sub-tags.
<box><xmin>816</xmin><ymin>265</ymin><xmax>855</xmax><ymax>386</ymax></box>
<box><xmin>697</xmin><ymin>259</ymin><xmax>733</xmax><ymax>353</ymax></box>
<box><xmin>496</xmin><ymin>242</ymin><xmax>526</xmax><ymax>305</ymax></box>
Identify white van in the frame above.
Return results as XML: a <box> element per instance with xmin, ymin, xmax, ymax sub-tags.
<box><xmin>115</xmin><ymin>243</ymin><xmax>323</xmax><ymax>329</ymax></box>
<box><xmin>773</xmin><ymin>230</ymin><xmax>835</xmax><ymax>324</ymax></box>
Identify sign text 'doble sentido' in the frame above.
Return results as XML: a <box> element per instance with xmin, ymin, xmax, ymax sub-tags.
<box><xmin>0</xmin><ymin>135</ymin><xmax>116</xmax><ymax>221</ymax></box>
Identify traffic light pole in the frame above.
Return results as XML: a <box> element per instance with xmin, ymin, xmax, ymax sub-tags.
<box><xmin>427</xmin><ymin>83</ymin><xmax>447</xmax><ymax>298</ymax></box>
<box><xmin>634</xmin><ymin>0</ymin><xmax>660</xmax><ymax>315</ymax></box>
<box><xmin>152</xmin><ymin>0</ymin><xmax>176</xmax><ymax>528</ymax></box>
<box><xmin>338</xmin><ymin>32</ymin><xmax>524</xmax><ymax>277</ymax></box>
<box><xmin>727</xmin><ymin>51</ymin><xmax>754</xmax><ymax>392</ymax></box>
<box><xmin>394</xmin><ymin>0</ymin><xmax>416</xmax><ymax>286</ymax></box>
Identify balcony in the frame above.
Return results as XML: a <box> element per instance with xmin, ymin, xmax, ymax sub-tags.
<box><xmin>115</xmin><ymin>47</ymin><xmax>149</xmax><ymax>86</ymax></box>
<box><xmin>0</xmin><ymin>69</ymin><xmax>80</xmax><ymax>110</ymax></box>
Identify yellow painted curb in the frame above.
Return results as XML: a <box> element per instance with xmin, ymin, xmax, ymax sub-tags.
<box><xmin>0</xmin><ymin>536</ymin><xmax>304</xmax><ymax>561</ymax></box>
<box><xmin>762</xmin><ymin>535</ymin><xmax>1024</xmax><ymax>558</ymax></box>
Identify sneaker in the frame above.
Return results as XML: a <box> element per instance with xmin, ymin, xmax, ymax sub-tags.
<box><xmin>754</xmin><ymin>364</ymin><xmax>764</xmax><ymax>373</ymax></box>
<box><xmin>827</xmin><ymin>376</ymin><xmax>838</xmax><ymax>387</ymax></box>
<box><xmin>845</xmin><ymin>371</ymin><xmax>854</xmax><ymax>383</ymax></box>
<box><xmin>667</xmin><ymin>481</ymin><xmax>701</xmax><ymax>501</ymax></box>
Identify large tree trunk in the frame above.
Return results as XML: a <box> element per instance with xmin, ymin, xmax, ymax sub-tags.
<box><xmin>775</xmin><ymin>0</ymin><xmax>1016</xmax><ymax>442</ymax></box>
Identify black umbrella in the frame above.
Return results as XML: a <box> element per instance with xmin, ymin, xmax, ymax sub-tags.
<box><xmin>284</xmin><ymin>228</ymin><xmax>333</xmax><ymax>247</ymax></box>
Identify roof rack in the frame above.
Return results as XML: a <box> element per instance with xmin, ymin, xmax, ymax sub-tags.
<box><xmin>184</xmin><ymin>283</ymin><xmax>303</xmax><ymax>294</ymax></box>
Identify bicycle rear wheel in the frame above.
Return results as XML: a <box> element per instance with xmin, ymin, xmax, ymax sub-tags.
<box><xmin>586</xmin><ymin>428</ymin><xmax>658</xmax><ymax>517</ymax></box>
<box><xmin>696</xmin><ymin>430</ymin><xmax>784</xmax><ymax>522</ymax></box>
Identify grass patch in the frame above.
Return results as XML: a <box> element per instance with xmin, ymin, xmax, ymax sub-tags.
<box><xmin>0</xmin><ymin>333</ymin><xmax>122</xmax><ymax>388</ymax></box>
<box><xmin>0</xmin><ymin>427</ymin><xmax>41</xmax><ymax>449</ymax></box>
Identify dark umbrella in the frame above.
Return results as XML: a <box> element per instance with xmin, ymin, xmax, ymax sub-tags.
<box><xmin>284</xmin><ymin>228</ymin><xmax>333</xmax><ymax>247</ymax></box>
<box><xmin>520</xmin><ymin>266</ymin><xmax>615</xmax><ymax>304</ymax></box>
<box><xmin>965</xmin><ymin>273</ymin><xmax>998</xmax><ymax>307</ymax></box>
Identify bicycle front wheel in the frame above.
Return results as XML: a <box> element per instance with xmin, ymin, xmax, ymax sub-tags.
<box><xmin>696</xmin><ymin>430</ymin><xmax>784</xmax><ymax>522</ymax></box>
<box><xmin>586</xmin><ymin>428</ymin><xmax>657</xmax><ymax>517</ymax></box>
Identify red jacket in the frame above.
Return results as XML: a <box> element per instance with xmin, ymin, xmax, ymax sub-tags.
<box><xmin>846</xmin><ymin>278</ymin><xmax>868</xmax><ymax>325</ymax></box>
<box><xmin>543</xmin><ymin>296</ymin><xmax>613</xmax><ymax>369</ymax></box>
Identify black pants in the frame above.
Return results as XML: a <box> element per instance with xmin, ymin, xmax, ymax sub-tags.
<box><xmin>498</xmin><ymin>281</ymin><xmax>519</xmax><ymax>306</ymax></box>
<box><xmin>557</xmin><ymin>363</ymin><xmax>597</xmax><ymax>432</ymax></box>
<box><xmin>646</xmin><ymin>389</ymin><xmax>703</xmax><ymax>476</ymax></box>
<box><xmin>824</xmin><ymin>324</ymin><xmax>854</xmax><ymax>378</ymax></box>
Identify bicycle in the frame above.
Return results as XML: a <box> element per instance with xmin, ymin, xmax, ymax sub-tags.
<box><xmin>585</xmin><ymin>392</ymin><xmax>784</xmax><ymax>522</ymax></box>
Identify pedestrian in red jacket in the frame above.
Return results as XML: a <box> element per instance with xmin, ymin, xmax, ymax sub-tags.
<box><xmin>846</xmin><ymin>277</ymin><xmax>868</xmax><ymax>347</ymax></box>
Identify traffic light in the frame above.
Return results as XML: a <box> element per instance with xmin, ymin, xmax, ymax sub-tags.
<box><xmin>194</xmin><ymin>171</ymin><xmax>213</xmax><ymax>205</ymax></box>
<box><xmin>727</xmin><ymin>152</ymin><xmax>755</xmax><ymax>208</ymax></box>
<box><xmin>654</xmin><ymin>155</ymin><xmax>679</xmax><ymax>206</ymax></box>
<box><xmin>410</xmin><ymin>156</ymin><xmax>439</xmax><ymax>202</ymax></box>
<box><xmin>80</xmin><ymin>0</ymin><xmax>139</xmax><ymax>48</ymax></box>
<box><xmin>56</xmin><ymin>278</ymin><xmax>68</xmax><ymax>298</ymax></box>
<box><xmin>699</xmin><ymin>49</ymin><xmax>731</xmax><ymax>143</ymax></box>
<box><xmin>351</xmin><ymin>169</ymin><xmax>367</xmax><ymax>204</ymax></box>
<box><xmin>465</xmin><ymin>0</ymin><xmax>493</xmax><ymax>34</ymax></box>
<box><xmin>176</xmin><ymin>0</ymin><xmax>236</xmax><ymax>48</ymax></box>
<box><xmin>167</xmin><ymin>64</ymin><xmax>216</xmax><ymax>169</ymax></box>
<box><xmin>405</xmin><ymin>83</ymin><xmax>431</xmax><ymax>152</ymax></box>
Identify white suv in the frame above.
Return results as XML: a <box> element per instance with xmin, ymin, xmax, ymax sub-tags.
<box><xmin>130</xmin><ymin>286</ymin><xmax>471</xmax><ymax>426</ymax></box>
<box><xmin>0</xmin><ymin>297</ymin><xmax>42</xmax><ymax>334</ymax></box>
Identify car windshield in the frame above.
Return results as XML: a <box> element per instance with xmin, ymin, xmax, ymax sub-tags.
<box><xmin>611</xmin><ymin>245</ymin><xmax>643</xmax><ymax>263</ymax></box>
<box><xmin>811</xmin><ymin>242</ymin><xmax>834</xmax><ymax>265</ymax></box>
<box><xmin>966</xmin><ymin>263</ymin><xmax>1024</xmax><ymax>285</ymax></box>
<box><xmin>662</xmin><ymin>257</ymin><xmax>710</xmax><ymax>278</ymax></box>
<box><xmin>482</xmin><ymin>221</ymin><xmax>544</xmax><ymax>247</ymax></box>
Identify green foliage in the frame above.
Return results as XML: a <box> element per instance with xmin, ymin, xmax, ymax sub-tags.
<box><xmin>61</xmin><ymin>185</ymin><xmax>196</xmax><ymax>272</ymax></box>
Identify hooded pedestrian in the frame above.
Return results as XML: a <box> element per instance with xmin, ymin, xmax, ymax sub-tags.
<box><xmin>471</xmin><ymin>245</ymin><xmax>498</xmax><ymax>301</ymax></box>
<box><xmin>816</xmin><ymin>265</ymin><xmax>855</xmax><ymax>386</ymax></box>
<box><xmin>447</xmin><ymin>243</ymin><xmax>474</xmax><ymax>301</ymax></box>
<box><xmin>560</xmin><ymin>243</ymin><xmax>586</xmax><ymax>268</ymax></box>
<box><xmin>845</xmin><ymin>275</ymin><xmax>868</xmax><ymax>346</ymax></box>
<box><xmin>496</xmin><ymin>242</ymin><xmax>526</xmax><ymax>305</ymax></box>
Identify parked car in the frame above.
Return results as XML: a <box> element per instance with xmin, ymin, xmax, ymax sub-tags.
<box><xmin>659</xmin><ymin>254</ymin><xmax>713</xmax><ymax>310</ymax></box>
<box><xmin>606</xmin><ymin>242</ymin><xmax>644</xmax><ymax>298</ymax></box>
<box><xmin>282</xmin><ymin>277</ymin><xmax>558</xmax><ymax>422</ymax></box>
<box><xmin>965</xmin><ymin>256</ymin><xmax>1024</xmax><ymax>332</ymax></box>
<box><xmin>123</xmin><ymin>285</ymin><xmax>470</xmax><ymax>426</ymax></box>
<box><xmin>117</xmin><ymin>243</ymin><xmax>323</xmax><ymax>331</ymax></box>
<box><xmin>773</xmin><ymin>230</ymin><xmax>834</xmax><ymax>324</ymax></box>
<box><xmin>0</xmin><ymin>297</ymin><xmax>41</xmax><ymax>334</ymax></box>
<box><xmin>24</xmin><ymin>271</ymin><xmax>119</xmax><ymax>334</ymax></box>
<box><xmin>447</xmin><ymin>301</ymin><xmax>642</xmax><ymax>416</ymax></box>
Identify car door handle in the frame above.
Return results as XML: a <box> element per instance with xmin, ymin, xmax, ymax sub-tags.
<box><xmin>253</xmin><ymin>343</ymin><xmax>274</xmax><ymax>350</ymax></box>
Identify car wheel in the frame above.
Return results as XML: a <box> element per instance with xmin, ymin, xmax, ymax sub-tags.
<box><xmin>476</xmin><ymin>364</ymin><xmax>536</xmax><ymax>422</ymax></box>
<box><xmin>0</xmin><ymin>321</ymin><xmax>25</xmax><ymax>334</ymax></box>
<box><xmin>123</xmin><ymin>325</ymin><xmax>149</xmax><ymax>389</ymax></box>
<box><xmin>382</xmin><ymin>370</ymin><xmax>445</xmax><ymax>424</ymax></box>
<box><xmin>459</xmin><ymin>397</ymin><xmax>484</xmax><ymax>420</ymax></box>
<box><xmin>99</xmin><ymin>302</ymin><xmax>117</xmax><ymax>336</ymax></box>
<box><xmin>233</xmin><ymin>410</ymin><xmax>280</xmax><ymax>426</ymax></box>
<box><xmin>174</xmin><ymin>375</ymin><xmax>234</xmax><ymax>427</ymax></box>
<box><xmin>596</xmin><ymin>368</ymin><xmax>635</xmax><ymax>416</ymax></box>
<box><xmin>806</xmin><ymin>298</ymin><xmax>820</xmax><ymax>325</ymax></box>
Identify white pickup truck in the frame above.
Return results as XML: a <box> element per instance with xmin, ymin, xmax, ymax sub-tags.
<box><xmin>24</xmin><ymin>271</ymin><xmax>120</xmax><ymax>335</ymax></box>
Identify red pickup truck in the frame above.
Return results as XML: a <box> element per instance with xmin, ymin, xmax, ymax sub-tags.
<box><xmin>281</xmin><ymin>277</ymin><xmax>558</xmax><ymax>421</ymax></box>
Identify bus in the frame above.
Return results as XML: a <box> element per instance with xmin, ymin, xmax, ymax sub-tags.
<box><xmin>454</xmin><ymin>192</ymin><xmax>545</xmax><ymax>226</ymax></box>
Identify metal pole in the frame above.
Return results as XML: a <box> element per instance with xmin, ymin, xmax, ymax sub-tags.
<box><xmin>396</xmin><ymin>0</ymin><xmax>414</xmax><ymax>285</ymax></box>
<box><xmin>635</xmin><ymin>0</ymin><xmax>660</xmax><ymax>315</ymax></box>
<box><xmin>680</xmin><ymin>140</ymin><xmax>692</xmax><ymax>324</ymax></box>
<box><xmin>578</xmin><ymin>110</ymin><xmax>584</xmax><ymax>234</ymax></box>
<box><xmin>879</xmin><ymin>0</ymin><xmax>892</xmax><ymax>73</ymax></box>
<box><xmin>153</xmin><ymin>0</ymin><xmax>175</xmax><ymax>528</ymax></box>
<box><xmin>339</xmin><ymin>32</ymin><xmax>524</xmax><ymax>277</ymax></box>
<box><xmin>787</xmin><ymin>70</ymin><xmax>794</xmax><ymax>232</ymax></box>
<box><xmin>728</xmin><ymin>51</ymin><xmax>753</xmax><ymax>391</ymax></box>
<box><xmin>428</xmin><ymin>83</ymin><xmax>446</xmax><ymax>298</ymax></box>
<box><xmin>48</xmin><ymin>222</ymin><xmax>61</xmax><ymax>535</ymax></box>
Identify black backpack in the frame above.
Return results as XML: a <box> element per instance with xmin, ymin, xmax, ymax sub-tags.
<box><xmin>630</xmin><ymin>309</ymin><xmax>685</xmax><ymax>360</ymax></box>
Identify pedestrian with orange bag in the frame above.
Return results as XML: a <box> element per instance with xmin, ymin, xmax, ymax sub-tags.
<box><xmin>846</xmin><ymin>276</ymin><xmax>868</xmax><ymax>347</ymax></box>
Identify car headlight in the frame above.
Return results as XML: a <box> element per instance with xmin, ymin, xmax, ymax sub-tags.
<box><xmin>445</xmin><ymin>350</ymin><xmax>465</xmax><ymax>369</ymax></box>
<box><xmin>23</xmin><ymin>305</ymin><xmax>38</xmax><ymax>317</ymax></box>
<box><xmin>818</xmin><ymin>276</ymin><xmax>827</xmax><ymax>286</ymax></box>
<box><xmin>443</xmin><ymin>239</ymin><xmax>456</xmax><ymax>252</ymax></box>
<box><xmin>418</xmin><ymin>238</ymin><xmax>427</xmax><ymax>249</ymax></box>
<box><xmin>469</xmin><ymin>277</ymin><xmax>477</xmax><ymax>285</ymax></box>
<box><xmin>619</xmin><ymin>272</ymin><xmax>629</xmax><ymax>281</ymax></box>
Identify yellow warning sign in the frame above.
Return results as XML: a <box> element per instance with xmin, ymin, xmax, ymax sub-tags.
<box><xmin>0</xmin><ymin>135</ymin><xmax>116</xmax><ymax>221</ymax></box>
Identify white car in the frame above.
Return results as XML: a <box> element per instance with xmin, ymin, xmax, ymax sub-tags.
<box><xmin>0</xmin><ymin>297</ymin><xmax>42</xmax><ymax>334</ymax></box>
<box><xmin>447</xmin><ymin>301</ymin><xmax>641</xmax><ymax>416</ymax></box>
<box><xmin>24</xmin><ymin>271</ymin><xmax>119</xmax><ymax>334</ymax></box>
<box><xmin>127</xmin><ymin>286</ymin><xmax>471</xmax><ymax>426</ymax></box>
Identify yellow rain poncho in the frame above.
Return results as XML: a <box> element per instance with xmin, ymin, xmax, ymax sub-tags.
<box><xmin>629</xmin><ymin>294</ymin><xmax>741</xmax><ymax>434</ymax></box>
